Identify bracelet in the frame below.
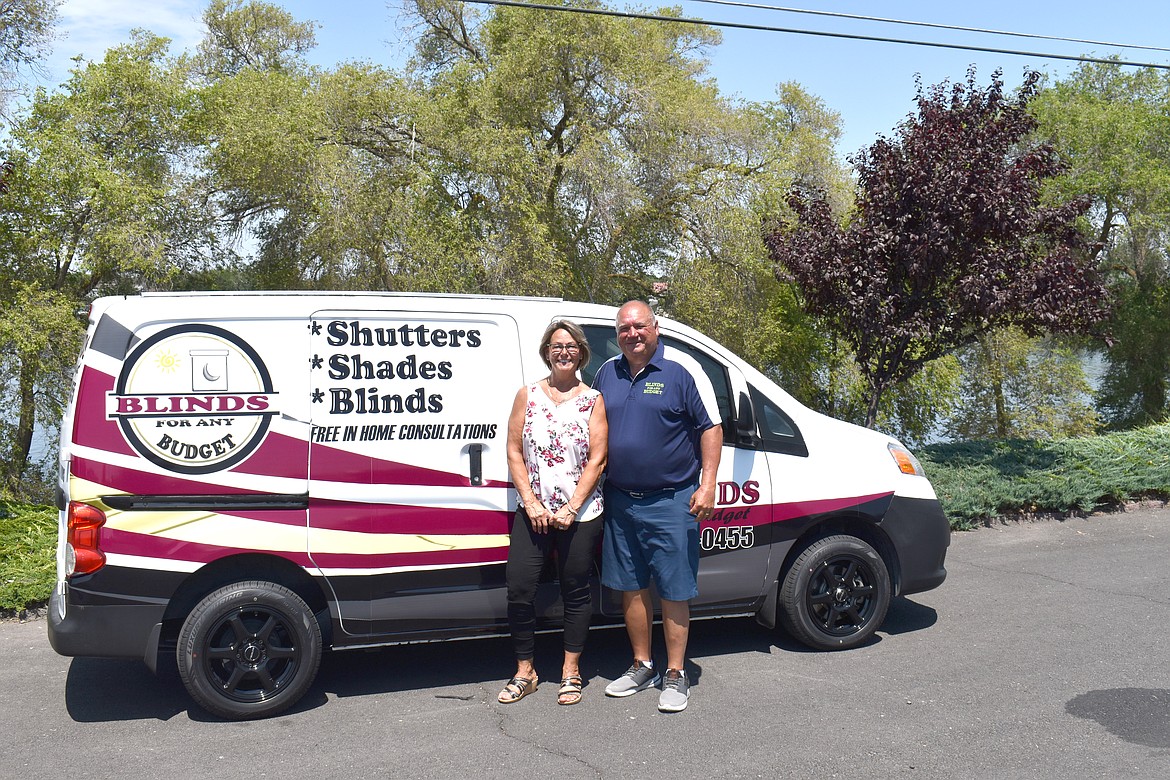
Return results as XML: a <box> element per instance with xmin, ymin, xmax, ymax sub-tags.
<box><xmin>566</xmin><ymin>504</ymin><xmax>578</xmax><ymax>516</ymax></box>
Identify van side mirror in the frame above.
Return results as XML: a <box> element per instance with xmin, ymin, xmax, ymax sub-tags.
<box><xmin>735</xmin><ymin>391</ymin><xmax>757</xmax><ymax>446</ymax></box>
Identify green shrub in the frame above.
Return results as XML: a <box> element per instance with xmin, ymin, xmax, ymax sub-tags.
<box><xmin>922</xmin><ymin>423</ymin><xmax>1170</xmax><ymax>529</ymax></box>
<box><xmin>0</xmin><ymin>502</ymin><xmax>56</xmax><ymax>613</ymax></box>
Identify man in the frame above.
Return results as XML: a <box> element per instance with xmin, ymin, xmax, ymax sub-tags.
<box><xmin>592</xmin><ymin>300</ymin><xmax>722</xmax><ymax>712</ymax></box>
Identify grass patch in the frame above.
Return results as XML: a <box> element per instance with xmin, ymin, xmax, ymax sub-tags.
<box><xmin>0</xmin><ymin>502</ymin><xmax>56</xmax><ymax>614</ymax></box>
<box><xmin>921</xmin><ymin>423</ymin><xmax>1170</xmax><ymax>530</ymax></box>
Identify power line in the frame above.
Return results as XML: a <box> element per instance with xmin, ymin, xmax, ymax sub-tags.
<box><xmin>687</xmin><ymin>0</ymin><xmax>1170</xmax><ymax>54</ymax></box>
<box><xmin>459</xmin><ymin>0</ymin><xmax>1170</xmax><ymax>70</ymax></box>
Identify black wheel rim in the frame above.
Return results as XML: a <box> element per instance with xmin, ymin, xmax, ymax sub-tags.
<box><xmin>199</xmin><ymin>605</ymin><xmax>302</xmax><ymax>704</ymax></box>
<box><xmin>806</xmin><ymin>554</ymin><xmax>879</xmax><ymax>637</ymax></box>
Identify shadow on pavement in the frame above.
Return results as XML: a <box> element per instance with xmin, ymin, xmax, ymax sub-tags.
<box><xmin>1066</xmin><ymin>688</ymin><xmax>1170</xmax><ymax>749</ymax></box>
<box><xmin>62</xmin><ymin>596</ymin><xmax>938</xmax><ymax>721</ymax></box>
<box><xmin>64</xmin><ymin>658</ymin><xmax>190</xmax><ymax>722</ymax></box>
<box><xmin>879</xmin><ymin>595</ymin><xmax>938</xmax><ymax>636</ymax></box>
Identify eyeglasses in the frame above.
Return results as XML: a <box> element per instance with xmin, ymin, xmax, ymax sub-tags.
<box><xmin>548</xmin><ymin>344</ymin><xmax>580</xmax><ymax>354</ymax></box>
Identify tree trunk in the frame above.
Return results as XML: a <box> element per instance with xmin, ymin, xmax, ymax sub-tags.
<box><xmin>864</xmin><ymin>379</ymin><xmax>885</xmax><ymax>429</ymax></box>
<box><xmin>980</xmin><ymin>337</ymin><xmax>1010</xmax><ymax>438</ymax></box>
<box><xmin>4</xmin><ymin>356</ymin><xmax>37</xmax><ymax>490</ymax></box>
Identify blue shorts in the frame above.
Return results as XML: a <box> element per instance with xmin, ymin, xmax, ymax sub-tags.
<box><xmin>601</xmin><ymin>482</ymin><xmax>699</xmax><ymax>602</ymax></box>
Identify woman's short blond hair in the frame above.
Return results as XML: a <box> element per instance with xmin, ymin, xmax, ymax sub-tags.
<box><xmin>539</xmin><ymin>319</ymin><xmax>592</xmax><ymax>371</ymax></box>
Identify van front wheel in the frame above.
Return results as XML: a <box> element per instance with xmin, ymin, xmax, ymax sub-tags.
<box><xmin>779</xmin><ymin>535</ymin><xmax>891</xmax><ymax>650</ymax></box>
<box><xmin>178</xmin><ymin>581</ymin><xmax>322</xmax><ymax>720</ymax></box>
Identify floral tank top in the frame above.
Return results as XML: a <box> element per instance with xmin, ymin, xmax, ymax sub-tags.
<box><xmin>521</xmin><ymin>383</ymin><xmax>604</xmax><ymax>522</ymax></box>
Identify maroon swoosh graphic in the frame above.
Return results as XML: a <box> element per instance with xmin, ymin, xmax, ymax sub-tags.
<box><xmin>700</xmin><ymin>491</ymin><xmax>894</xmax><ymax>529</ymax></box>
<box><xmin>103</xmin><ymin>527</ymin><xmax>313</xmax><ymax>566</ymax></box>
<box><xmin>768</xmin><ymin>491</ymin><xmax>894</xmax><ymax>523</ymax></box>
<box><xmin>307</xmin><ymin>546</ymin><xmax>509</xmax><ymax>569</ymax></box>
<box><xmin>73</xmin><ymin>456</ymin><xmax>259</xmax><ymax>496</ymax></box>
<box><xmin>102</xmin><ymin>527</ymin><xmax>507</xmax><ymax>570</ymax></box>
<box><xmin>72</xmin><ymin>366</ymin><xmax>135</xmax><ymax>456</ymax></box>
<box><xmin>308</xmin><ymin>442</ymin><xmax>510</xmax><ymax>488</ymax></box>
<box><xmin>307</xmin><ymin>499</ymin><xmax>511</xmax><ymax>534</ymax></box>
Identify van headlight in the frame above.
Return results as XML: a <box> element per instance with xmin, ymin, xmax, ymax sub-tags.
<box><xmin>888</xmin><ymin>442</ymin><xmax>925</xmax><ymax>477</ymax></box>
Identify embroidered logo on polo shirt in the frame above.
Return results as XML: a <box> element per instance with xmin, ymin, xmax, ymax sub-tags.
<box><xmin>643</xmin><ymin>381</ymin><xmax>665</xmax><ymax>395</ymax></box>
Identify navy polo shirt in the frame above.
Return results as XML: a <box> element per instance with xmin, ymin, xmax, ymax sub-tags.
<box><xmin>593</xmin><ymin>341</ymin><xmax>721</xmax><ymax>492</ymax></box>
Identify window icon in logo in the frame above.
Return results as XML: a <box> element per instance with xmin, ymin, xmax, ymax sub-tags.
<box><xmin>191</xmin><ymin>349</ymin><xmax>229</xmax><ymax>391</ymax></box>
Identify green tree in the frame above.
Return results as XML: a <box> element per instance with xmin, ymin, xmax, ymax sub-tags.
<box><xmin>0</xmin><ymin>0</ymin><xmax>59</xmax><ymax>117</ymax></box>
<box><xmin>1094</xmin><ymin>281</ymin><xmax>1170</xmax><ymax>428</ymax></box>
<box><xmin>798</xmin><ymin>341</ymin><xmax>960</xmax><ymax>446</ymax></box>
<box><xmin>1032</xmin><ymin>63</ymin><xmax>1170</xmax><ymax>428</ymax></box>
<box><xmin>945</xmin><ymin>328</ymin><xmax>1099</xmax><ymax>440</ymax></box>
<box><xmin>196</xmin><ymin>0</ymin><xmax>318</xmax><ymax>78</ymax></box>
<box><xmin>0</xmin><ymin>32</ymin><xmax>202</xmax><ymax>487</ymax></box>
<box><xmin>199</xmin><ymin>0</ymin><xmax>848</xmax><ymax>311</ymax></box>
<box><xmin>664</xmin><ymin>83</ymin><xmax>852</xmax><ymax>393</ymax></box>
<box><xmin>766</xmin><ymin>69</ymin><xmax>1109</xmax><ymax>428</ymax></box>
<box><xmin>0</xmin><ymin>287</ymin><xmax>79</xmax><ymax>497</ymax></box>
<box><xmin>398</xmin><ymin>0</ymin><xmax>735</xmax><ymax>299</ymax></box>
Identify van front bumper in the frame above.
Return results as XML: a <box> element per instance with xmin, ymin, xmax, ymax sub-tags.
<box><xmin>47</xmin><ymin>581</ymin><xmax>166</xmax><ymax>662</ymax></box>
<box><xmin>881</xmin><ymin>495</ymin><xmax>950</xmax><ymax>595</ymax></box>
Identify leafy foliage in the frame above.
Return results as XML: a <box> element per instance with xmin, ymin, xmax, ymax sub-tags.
<box><xmin>662</xmin><ymin>83</ymin><xmax>852</xmax><ymax>397</ymax></box>
<box><xmin>945</xmin><ymin>328</ymin><xmax>1099</xmax><ymax>440</ymax></box>
<box><xmin>0</xmin><ymin>0</ymin><xmax>58</xmax><ymax>117</ymax></box>
<box><xmin>196</xmin><ymin>0</ymin><xmax>318</xmax><ymax>78</ymax></box>
<box><xmin>0</xmin><ymin>287</ymin><xmax>80</xmax><ymax>494</ymax></box>
<box><xmin>1033</xmin><ymin>64</ymin><xmax>1170</xmax><ymax>430</ymax></box>
<box><xmin>792</xmin><ymin>340</ymin><xmax>960</xmax><ymax>446</ymax></box>
<box><xmin>1094</xmin><ymin>281</ymin><xmax>1170</xmax><ymax>428</ymax></box>
<box><xmin>196</xmin><ymin>0</ymin><xmax>851</xmax><ymax>308</ymax></box>
<box><xmin>0</xmin><ymin>32</ymin><xmax>204</xmax><ymax>484</ymax></box>
<box><xmin>765</xmin><ymin>68</ymin><xmax>1110</xmax><ymax>427</ymax></box>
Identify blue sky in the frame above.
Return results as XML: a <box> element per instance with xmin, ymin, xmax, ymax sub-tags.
<box><xmin>46</xmin><ymin>0</ymin><xmax>1170</xmax><ymax>156</ymax></box>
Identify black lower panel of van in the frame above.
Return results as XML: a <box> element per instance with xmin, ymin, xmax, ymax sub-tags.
<box><xmin>102</xmin><ymin>493</ymin><xmax>309</xmax><ymax>511</ymax></box>
<box><xmin>48</xmin><ymin>586</ymin><xmax>166</xmax><ymax>660</ymax></box>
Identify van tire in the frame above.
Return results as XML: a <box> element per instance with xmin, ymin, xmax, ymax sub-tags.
<box><xmin>779</xmin><ymin>535</ymin><xmax>891</xmax><ymax>651</ymax></box>
<box><xmin>178</xmin><ymin>581</ymin><xmax>322</xmax><ymax>720</ymax></box>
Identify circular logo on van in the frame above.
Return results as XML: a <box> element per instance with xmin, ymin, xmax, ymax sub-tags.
<box><xmin>107</xmin><ymin>324</ymin><xmax>278</xmax><ymax>474</ymax></box>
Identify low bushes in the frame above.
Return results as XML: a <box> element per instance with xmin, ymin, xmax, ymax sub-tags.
<box><xmin>922</xmin><ymin>423</ymin><xmax>1170</xmax><ymax>529</ymax></box>
<box><xmin>0</xmin><ymin>501</ymin><xmax>55</xmax><ymax>614</ymax></box>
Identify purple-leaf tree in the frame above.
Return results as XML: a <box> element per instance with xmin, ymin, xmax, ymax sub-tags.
<box><xmin>765</xmin><ymin>68</ymin><xmax>1109</xmax><ymax>429</ymax></box>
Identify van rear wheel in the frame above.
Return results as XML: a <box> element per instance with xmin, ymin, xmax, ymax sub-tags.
<box><xmin>779</xmin><ymin>535</ymin><xmax>891</xmax><ymax>650</ymax></box>
<box><xmin>178</xmin><ymin>581</ymin><xmax>322</xmax><ymax>720</ymax></box>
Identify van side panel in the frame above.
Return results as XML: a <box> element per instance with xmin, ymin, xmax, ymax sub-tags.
<box><xmin>307</xmin><ymin>311</ymin><xmax>523</xmax><ymax>640</ymax></box>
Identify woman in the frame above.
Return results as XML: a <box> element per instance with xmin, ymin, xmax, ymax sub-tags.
<box><xmin>498</xmin><ymin>319</ymin><xmax>608</xmax><ymax>706</ymax></box>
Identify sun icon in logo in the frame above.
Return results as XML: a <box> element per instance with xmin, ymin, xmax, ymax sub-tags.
<box><xmin>154</xmin><ymin>349</ymin><xmax>181</xmax><ymax>373</ymax></box>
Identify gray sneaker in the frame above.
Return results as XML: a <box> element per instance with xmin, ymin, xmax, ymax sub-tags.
<box><xmin>605</xmin><ymin>661</ymin><xmax>660</xmax><ymax>697</ymax></box>
<box><xmin>658</xmin><ymin>668</ymin><xmax>689</xmax><ymax>712</ymax></box>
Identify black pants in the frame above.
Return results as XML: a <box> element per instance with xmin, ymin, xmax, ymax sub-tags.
<box><xmin>505</xmin><ymin>507</ymin><xmax>604</xmax><ymax>660</ymax></box>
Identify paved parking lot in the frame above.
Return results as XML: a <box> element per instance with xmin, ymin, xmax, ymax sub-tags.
<box><xmin>3</xmin><ymin>506</ymin><xmax>1169</xmax><ymax>779</ymax></box>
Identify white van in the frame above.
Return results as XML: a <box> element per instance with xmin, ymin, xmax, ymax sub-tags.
<box><xmin>49</xmin><ymin>292</ymin><xmax>949</xmax><ymax>719</ymax></box>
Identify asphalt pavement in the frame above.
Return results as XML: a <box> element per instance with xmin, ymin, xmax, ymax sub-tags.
<box><xmin>3</xmin><ymin>505</ymin><xmax>1168</xmax><ymax>779</ymax></box>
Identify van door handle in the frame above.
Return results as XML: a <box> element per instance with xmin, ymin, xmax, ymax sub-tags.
<box><xmin>469</xmin><ymin>443</ymin><xmax>483</xmax><ymax>486</ymax></box>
